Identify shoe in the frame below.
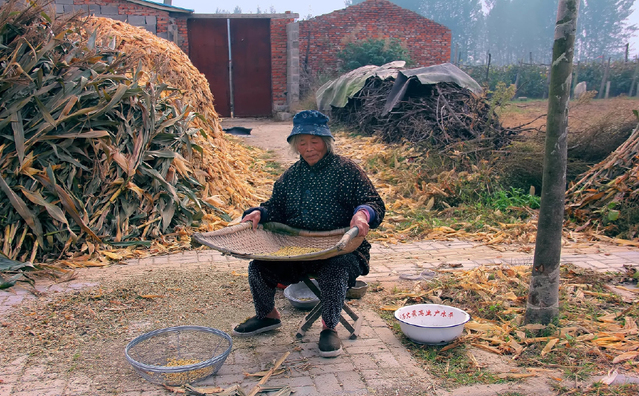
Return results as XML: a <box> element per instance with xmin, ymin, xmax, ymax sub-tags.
<box><xmin>318</xmin><ymin>329</ymin><xmax>343</xmax><ymax>357</ymax></box>
<box><xmin>232</xmin><ymin>317</ymin><xmax>281</xmax><ymax>336</ymax></box>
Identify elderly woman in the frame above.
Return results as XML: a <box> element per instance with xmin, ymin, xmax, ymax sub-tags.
<box><xmin>234</xmin><ymin>110</ymin><xmax>385</xmax><ymax>358</ymax></box>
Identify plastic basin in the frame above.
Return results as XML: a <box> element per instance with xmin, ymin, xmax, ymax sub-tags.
<box><xmin>284</xmin><ymin>280</ymin><xmax>320</xmax><ymax>309</ymax></box>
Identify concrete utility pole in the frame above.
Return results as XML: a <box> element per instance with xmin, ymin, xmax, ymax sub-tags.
<box><xmin>525</xmin><ymin>0</ymin><xmax>579</xmax><ymax>325</ymax></box>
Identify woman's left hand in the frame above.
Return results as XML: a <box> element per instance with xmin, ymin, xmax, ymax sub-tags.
<box><xmin>350</xmin><ymin>211</ymin><xmax>369</xmax><ymax>237</ymax></box>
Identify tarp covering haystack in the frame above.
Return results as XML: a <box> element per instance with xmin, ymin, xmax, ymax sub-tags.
<box><xmin>0</xmin><ymin>0</ymin><xmax>270</xmax><ymax>267</ymax></box>
<box><xmin>319</xmin><ymin>62</ymin><xmax>515</xmax><ymax>149</ymax></box>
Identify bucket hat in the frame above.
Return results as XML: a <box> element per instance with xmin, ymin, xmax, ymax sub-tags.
<box><xmin>286</xmin><ymin>110</ymin><xmax>334</xmax><ymax>143</ymax></box>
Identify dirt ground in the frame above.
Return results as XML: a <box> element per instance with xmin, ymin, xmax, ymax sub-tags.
<box><xmin>500</xmin><ymin>96</ymin><xmax>639</xmax><ymax>131</ymax></box>
<box><xmin>0</xmin><ymin>267</ymin><xmax>314</xmax><ymax>394</ymax></box>
<box><xmin>220</xmin><ymin>118</ymin><xmax>297</xmax><ymax>165</ymax></box>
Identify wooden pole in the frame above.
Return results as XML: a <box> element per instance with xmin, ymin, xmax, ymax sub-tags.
<box><xmin>630</xmin><ymin>58</ymin><xmax>639</xmax><ymax>97</ymax></box>
<box><xmin>454</xmin><ymin>42</ymin><xmax>459</xmax><ymax>65</ymax></box>
<box><xmin>515</xmin><ymin>60</ymin><xmax>522</xmax><ymax>93</ymax></box>
<box><xmin>543</xmin><ymin>65</ymin><xmax>551</xmax><ymax>99</ymax></box>
<box><xmin>485</xmin><ymin>53</ymin><xmax>491</xmax><ymax>83</ymax></box>
<box><xmin>598</xmin><ymin>57</ymin><xmax>610</xmax><ymax>99</ymax></box>
<box><xmin>571</xmin><ymin>60</ymin><xmax>580</xmax><ymax>97</ymax></box>
<box><xmin>626</xmin><ymin>43</ymin><xmax>629</xmax><ymax>62</ymax></box>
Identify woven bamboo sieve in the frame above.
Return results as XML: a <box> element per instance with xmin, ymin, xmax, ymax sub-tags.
<box><xmin>193</xmin><ymin>222</ymin><xmax>364</xmax><ymax>261</ymax></box>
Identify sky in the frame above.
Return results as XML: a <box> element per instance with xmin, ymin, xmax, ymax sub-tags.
<box><xmin>163</xmin><ymin>0</ymin><xmax>639</xmax><ymax>56</ymax></box>
<box><xmin>165</xmin><ymin>0</ymin><xmax>346</xmax><ymax>17</ymax></box>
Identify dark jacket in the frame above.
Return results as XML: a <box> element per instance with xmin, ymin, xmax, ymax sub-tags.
<box><xmin>244</xmin><ymin>152</ymin><xmax>385</xmax><ymax>275</ymax></box>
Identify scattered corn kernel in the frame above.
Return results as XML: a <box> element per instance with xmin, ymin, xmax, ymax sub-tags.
<box><xmin>160</xmin><ymin>358</ymin><xmax>214</xmax><ymax>385</ymax></box>
<box><xmin>266</xmin><ymin>246</ymin><xmax>322</xmax><ymax>256</ymax></box>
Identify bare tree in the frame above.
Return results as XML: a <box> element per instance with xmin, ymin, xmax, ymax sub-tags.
<box><xmin>524</xmin><ymin>0</ymin><xmax>579</xmax><ymax>325</ymax></box>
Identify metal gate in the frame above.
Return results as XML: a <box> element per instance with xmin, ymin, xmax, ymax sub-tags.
<box><xmin>187</xmin><ymin>18</ymin><xmax>272</xmax><ymax>118</ymax></box>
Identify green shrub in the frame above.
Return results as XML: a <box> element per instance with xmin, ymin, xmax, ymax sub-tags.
<box><xmin>487</xmin><ymin>188</ymin><xmax>540</xmax><ymax>210</ymax></box>
<box><xmin>337</xmin><ymin>38</ymin><xmax>412</xmax><ymax>72</ymax></box>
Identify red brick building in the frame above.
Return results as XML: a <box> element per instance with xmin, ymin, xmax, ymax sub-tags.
<box><xmin>299</xmin><ymin>0</ymin><xmax>451</xmax><ymax>75</ymax></box>
<box><xmin>54</xmin><ymin>0</ymin><xmax>296</xmax><ymax>117</ymax></box>
<box><xmin>54</xmin><ymin>0</ymin><xmax>450</xmax><ymax>117</ymax></box>
<box><xmin>55</xmin><ymin>0</ymin><xmax>192</xmax><ymax>52</ymax></box>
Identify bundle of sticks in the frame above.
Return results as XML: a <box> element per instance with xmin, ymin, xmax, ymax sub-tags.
<box><xmin>331</xmin><ymin>79</ymin><xmax>515</xmax><ymax>150</ymax></box>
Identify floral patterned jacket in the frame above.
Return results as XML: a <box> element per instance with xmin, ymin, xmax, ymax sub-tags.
<box><xmin>244</xmin><ymin>152</ymin><xmax>385</xmax><ymax>275</ymax></box>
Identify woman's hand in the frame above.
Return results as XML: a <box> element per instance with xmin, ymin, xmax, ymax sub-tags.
<box><xmin>241</xmin><ymin>210</ymin><xmax>261</xmax><ymax>230</ymax></box>
<box><xmin>350</xmin><ymin>210</ymin><xmax>369</xmax><ymax>237</ymax></box>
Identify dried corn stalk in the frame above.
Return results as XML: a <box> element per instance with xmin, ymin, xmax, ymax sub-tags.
<box><xmin>566</xmin><ymin>121</ymin><xmax>639</xmax><ymax>237</ymax></box>
<box><xmin>0</xmin><ymin>0</ymin><xmax>269</xmax><ymax>263</ymax></box>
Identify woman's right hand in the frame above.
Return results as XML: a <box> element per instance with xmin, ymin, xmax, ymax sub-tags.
<box><xmin>241</xmin><ymin>210</ymin><xmax>261</xmax><ymax>230</ymax></box>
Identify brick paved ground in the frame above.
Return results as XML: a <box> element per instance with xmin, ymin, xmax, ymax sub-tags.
<box><xmin>1</xmin><ymin>240</ymin><xmax>638</xmax><ymax>395</ymax></box>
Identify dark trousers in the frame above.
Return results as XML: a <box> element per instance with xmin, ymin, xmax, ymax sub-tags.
<box><xmin>248</xmin><ymin>254</ymin><xmax>361</xmax><ymax>329</ymax></box>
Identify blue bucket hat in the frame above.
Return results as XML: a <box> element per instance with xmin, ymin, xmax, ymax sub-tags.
<box><xmin>286</xmin><ymin>110</ymin><xmax>334</xmax><ymax>143</ymax></box>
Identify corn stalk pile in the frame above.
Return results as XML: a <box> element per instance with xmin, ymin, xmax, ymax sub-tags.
<box><xmin>0</xmin><ymin>1</ymin><xmax>270</xmax><ymax>264</ymax></box>
<box><xmin>565</xmin><ymin>121</ymin><xmax>639</xmax><ymax>238</ymax></box>
<box><xmin>336</xmin><ymin>135</ymin><xmax>540</xmax><ymax>246</ymax></box>
<box><xmin>84</xmin><ymin>17</ymin><xmax>271</xmax><ymax>222</ymax></box>
<box><xmin>382</xmin><ymin>264</ymin><xmax>639</xmax><ymax>371</ymax></box>
<box><xmin>331</xmin><ymin>79</ymin><xmax>516</xmax><ymax>150</ymax></box>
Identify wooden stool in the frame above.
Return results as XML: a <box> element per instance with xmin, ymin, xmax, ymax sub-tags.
<box><xmin>295</xmin><ymin>275</ymin><xmax>363</xmax><ymax>340</ymax></box>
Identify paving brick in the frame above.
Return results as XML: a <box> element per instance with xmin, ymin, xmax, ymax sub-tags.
<box><xmin>64</xmin><ymin>375</ymin><xmax>93</xmax><ymax>394</ymax></box>
<box><xmin>344</xmin><ymin>344</ymin><xmax>387</xmax><ymax>354</ymax></box>
<box><xmin>12</xmin><ymin>390</ymin><xmax>66</xmax><ymax>396</ymax></box>
<box><xmin>0</xmin><ymin>375</ymin><xmax>18</xmax><ymax>386</ymax></box>
<box><xmin>371</xmin><ymin>325</ymin><xmax>399</xmax><ymax>343</ymax></box>
<box><xmin>288</xmin><ymin>385</ymin><xmax>317</xmax><ymax>395</ymax></box>
<box><xmin>152</xmin><ymin>256</ymin><xmax>170</xmax><ymax>264</ymax></box>
<box><xmin>11</xmin><ymin>378</ymin><xmax>66</xmax><ymax>393</ymax></box>
<box><xmin>228</xmin><ymin>349</ymin><xmax>257</xmax><ymax>365</ymax></box>
<box><xmin>360</xmin><ymin>312</ymin><xmax>387</xmax><ymax>327</ymax></box>
<box><xmin>267</xmin><ymin>375</ymin><xmax>314</xmax><ymax>388</ymax></box>
<box><xmin>139</xmin><ymin>391</ymin><xmax>168</xmax><ymax>396</ymax></box>
<box><xmin>1</xmin><ymin>355</ymin><xmax>27</xmax><ymax>376</ymax></box>
<box><xmin>312</xmin><ymin>373</ymin><xmax>342</xmax><ymax>394</ymax></box>
<box><xmin>309</xmin><ymin>361</ymin><xmax>355</xmax><ymax>375</ymax></box>
<box><xmin>373</xmin><ymin>351</ymin><xmax>402</xmax><ymax>368</ymax></box>
<box><xmin>217</xmin><ymin>363</ymin><xmax>257</xmax><ymax>375</ymax></box>
<box><xmin>336</xmin><ymin>370</ymin><xmax>367</xmax><ymax>393</ymax></box>
<box><xmin>213</xmin><ymin>373</ymin><xmax>246</xmax><ymax>386</ymax></box>
<box><xmin>350</xmin><ymin>354</ymin><xmax>378</xmax><ymax>370</ymax></box>
<box><xmin>0</xmin><ymin>383</ymin><xmax>14</xmax><ymax>396</ymax></box>
<box><xmin>4</xmin><ymin>295</ymin><xmax>26</xmax><ymax>306</ymax></box>
<box><xmin>358</xmin><ymin>369</ymin><xmax>383</xmax><ymax>381</ymax></box>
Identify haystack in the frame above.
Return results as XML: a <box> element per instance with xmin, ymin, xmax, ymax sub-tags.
<box><xmin>85</xmin><ymin>17</ymin><xmax>270</xmax><ymax>222</ymax></box>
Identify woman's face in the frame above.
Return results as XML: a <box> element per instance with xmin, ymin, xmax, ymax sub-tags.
<box><xmin>296</xmin><ymin>134</ymin><xmax>327</xmax><ymax>166</ymax></box>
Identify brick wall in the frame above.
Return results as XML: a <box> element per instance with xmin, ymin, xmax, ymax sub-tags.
<box><xmin>271</xmin><ymin>16</ymin><xmax>296</xmax><ymax>111</ymax></box>
<box><xmin>54</xmin><ymin>0</ymin><xmax>190</xmax><ymax>53</ymax></box>
<box><xmin>299</xmin><ymin>0</ymin><xmax>451</xmax><ymax>75</ymax></box>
